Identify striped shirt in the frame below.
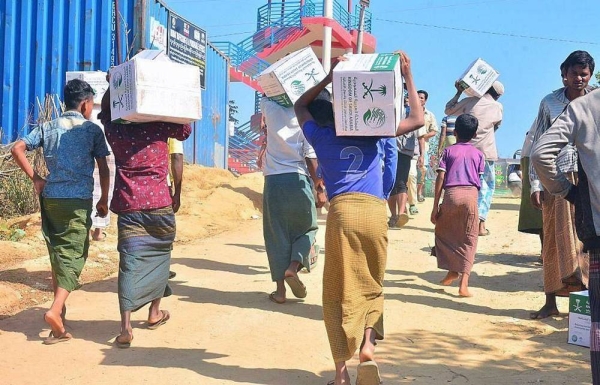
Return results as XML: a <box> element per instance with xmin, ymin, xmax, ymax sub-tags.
<box><xmin>526</xmin><ymin>87</ymin><xmax>586</xmax><ymax>194</ymax></box>
<box><xmin>441</xmin><ymin>115</ymin><xmax>456</xmax><ymax>136</ymax></box>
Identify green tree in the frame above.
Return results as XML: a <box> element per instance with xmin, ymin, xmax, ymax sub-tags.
<box><xmin>596</xmin><ymin>71</ymin><xmax>600</xmax><ymax>85</ymax></box>
<box><xmin>228</xmin><ymin>100</ymin><xmax>239</xmax><ymax>125</ymax></box>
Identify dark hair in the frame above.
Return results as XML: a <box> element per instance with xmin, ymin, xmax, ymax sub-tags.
<box><xmin>454</xmin><ymin>113</ymin><xmax>478</xmax><ymax>140</ymax></box>
<box><xmin>315</xmin><ymin>88</ymin><xmax>332</xmax><ymax>102</ymax></box>
<box><xmin>417</xmin><ymin>90</ymin><xmax>428</xmax><ymax>100</ymax></box>
<box><xmin>308</xmin><ymin>99</ymin><xmax>334</xmax><ymax>127</ymax></box>
<box><xmin>560</xmin><ymin>50</ymin><xmax>595</xmax><ymax>75</ymax></box>
<box><xmin>64</xmin><ymin>79</ymin><xmax>94</xmax><ymax>110</ymax></box>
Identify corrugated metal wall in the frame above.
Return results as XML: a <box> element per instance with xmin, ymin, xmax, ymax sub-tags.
<box><xmin>1</xmin><ymin>0</ymin><xmax>230</xmax><ymax>170</ymax></box>
<box><xmin>0</xmin><ymin>0</ymin><xmax>136</xmax><ymax>143</ymax></box>
<box><xmin>147</xmin><ymin>1</ymin><xmax>229</xmax><ymax>169</ymax></box>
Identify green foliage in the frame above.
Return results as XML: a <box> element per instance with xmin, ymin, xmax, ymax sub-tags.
<box><xmin>0</xmin><ymin>171</ymin><xmax>39</xmax><ymax>219</ymax></box>
<box><xmin>596</xmin><ymin>71</ymin><xmax>600</xmax><ymax>85</ymax></box>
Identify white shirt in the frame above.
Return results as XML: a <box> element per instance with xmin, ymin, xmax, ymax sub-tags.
<box><xmin>260</xmin><ymin>98</ymin><xmax>316</xmax><ymax>177</ymax></box>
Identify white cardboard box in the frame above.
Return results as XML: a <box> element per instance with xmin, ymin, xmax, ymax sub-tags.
<box><xmin>65</xmin><ymin>71</ymin><xmax>108</xmax><ymax>105</ymax></box>
<box><xmin>258</xmin><ymin>47</ymin><xmax>326</xmax><ymax>108</ymax></box>
<box><xmin>332</xmin><ymin>53</ymin><xmax>403</xmax><ymax>136</ymax></box>
<box><xmin>458</xmin><ymin>58</ymin><xmax>499</xmax><ymax>98</ymax></box>
<box><xmin>568</xmin><ymin>290</ymin><xmax>591</xmax><ymax>348</ymax></box>
<box><xmin>109</xmin><ymin>50</ymin><xmax>201</xmax><ymax>124</ymax></box>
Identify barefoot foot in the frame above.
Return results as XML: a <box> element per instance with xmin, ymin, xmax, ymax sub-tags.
<box><xmin>530</xmin><ymin>304</ymin><xmax>559</xmax><ymax>319</ymax></box>
<box><xmin>440</xmin><ymin>272</ymin><xmax>460</xmax><ymax>286</ymax></box>
<box><xmin>44</xmin><ymin>311</ymin><xmax>65</xmax><ymax>336</ymax></box>
<box><xmin>458</xmin><ymin>288</ymin><xmax>473</xmax><ymax>297</ymax></box>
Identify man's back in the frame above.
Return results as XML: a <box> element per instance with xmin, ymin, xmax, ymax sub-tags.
<box><xmin>261</xmin><ymin>98</ymin><xmax>314</xmax><ymax>176</ymax></box>
<box><xmin>446</xmin><ymin>94</ymin><xmax>503</xmax><ymax>160</ymax></box>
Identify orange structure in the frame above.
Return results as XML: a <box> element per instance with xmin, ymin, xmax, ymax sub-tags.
<box><xmin>214</xmin><ymin>0</ymin><xmax>376</xmax><ymax>174</ymax></box>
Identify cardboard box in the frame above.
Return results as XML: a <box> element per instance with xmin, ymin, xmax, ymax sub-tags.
<box><xmin>65</xmin><ymin>71</ymin><xmax>108</xmax><ymax>105</ymax></box>
<box><xmin>568</xmin><ymin>290</ymin><xmax>591</xmax><ymax>348</ymax></box>
<box><xmin>109</xmin><ymin>50</ymin><xmax>202</xmax><ymax>124</ymax></box>
<box><xmin>332</xmin><ymin>53</ymin><xmax>404</xmax><ymax>136</ymax></box>
<box><xmin>458</xmin><ymin>58</ymin><xmax>499</xmax><ymax>98</ymax></box>
<box><xmin>258</xmin><ymin>47</ymin><xmax>327</xmax><ymax>108</ymax></box>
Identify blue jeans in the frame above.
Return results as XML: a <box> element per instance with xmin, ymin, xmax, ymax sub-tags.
<box><xmin>478</xmin><ymin>161</ymin><xmax>495</xmax><ymax>221</ymax></box>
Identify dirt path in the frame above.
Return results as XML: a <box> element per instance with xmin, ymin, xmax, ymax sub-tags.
<box><xmin>0</xmin><ymin>197</ymin><xmax>592</xmax><ymax>384</ymax></box>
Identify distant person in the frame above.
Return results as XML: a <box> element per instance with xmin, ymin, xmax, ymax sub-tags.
<box><xmin>507</xmin><ymin>164</ymin><xmax>522</xmax><ymax>197</ymax></box>
<box><xmin>11</xmin><ymin>79</ymin><xmax>110</xmax><ymax>344</ymax></box>
<box><xmin>416</xmin><ymin>90</ymin><xmax>438</xmax><ymax>203</ymax></box>
<box><xmin>295</xmin><ymin>52</ymin><xmax>424</xmax><ymax>385</ymax></box>
<box><xmin>388</xmin><ymin>129</ymin><xmax>415</xmax><ymax>228</ymax></box>
<box><xmin>437</xmin><ymin>115</ymin><xmax>457</xmax><ymax>154</ymax></box>
<box><xmin>167</xmin><ymin>138</ymin><xmax>184</xmax><ymax>280</ymax></box>
<box><xmin>407</xmin><ymin>125</ymin><xmax>425</xmax><ymax>215</ymax></box>
<box><xmin>445</xmin><ymin>80</ymin><xmax>503</xmax><ymax>236</ymax></box>
<box><xmin>431</xmin><ymin>114</ymin><xmax>484</xmax><ymax>297</ymax></box>
<box><xmin>98</xmin><ymin>89</ymin><xmax>191</xmax><ymax>348</ymax></box>
<box><xmin>530</xmin><ymin>88</ymin><xmax>600</xmax><ymax>385</ymax></box>
<box><xmin>259</xmin><ymin>95</ymin><xmax>325</xmax><ymax>305</ymax></box>
<box><xmin>527</xmin><ymin>51</ymin><xmax>593</xmax><ymax>320</ymax></box>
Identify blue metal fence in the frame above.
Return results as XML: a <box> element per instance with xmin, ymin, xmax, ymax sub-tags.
<box><xmin>0</xmin><ymin>0</ymin><xmax>135</xmax><ymax>143</ymax></box>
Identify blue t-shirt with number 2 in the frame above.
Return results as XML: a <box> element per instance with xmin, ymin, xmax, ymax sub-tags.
<box><xmin>302</xmin><ymin>120</ymin><xmax>384</xmax><ymax>200</ymax></box>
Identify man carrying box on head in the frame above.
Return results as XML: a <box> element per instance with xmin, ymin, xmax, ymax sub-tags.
<box><xmin>445</xmin><ymin>78</ymin><xmax>504</xmax><ymax>237</ymax></box>
<box><xmin>295</xmin><ymin>51</ymin><xmax>424</xmax><ymax>385</ymax></box>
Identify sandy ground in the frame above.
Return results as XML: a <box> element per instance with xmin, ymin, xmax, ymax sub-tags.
<box><xmin>0</xmin><ymin>167</ymin><xmax>592</xmax><ymax>384</ymax></box>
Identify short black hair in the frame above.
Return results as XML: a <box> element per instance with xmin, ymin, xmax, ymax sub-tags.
<box><xmin>560</xmin><ymin>50</ymin><xmax>595</xmax><ymax>75</ymax></box>
<box><xmin>417</xmin><ymin>90</ymin><xmax>428</xmax><ymax>100</ymax></box>
<box><xmin>315</xmin><ymin>88</ymin><xmax>332</xmax><ymax>102</ymax></box>
<box><xmin>64</xmin><ymin>79</ymin><xmax>94</xmax><ymax>110</ymax></box>
<box><xmin>308</xmin><ymin>99</ymin><xmax>334</xmax><ymax>128</ymax></box>
<box><xmin>454</xmin><ymin>113</ymin><xmax>478</xmax><ymax>140</ymax></box>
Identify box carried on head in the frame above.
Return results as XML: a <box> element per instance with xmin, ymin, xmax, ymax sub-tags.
<box><xmin>458</xmin><ymin>58</ymin><xmax>500</xmax><ymax>98</ymax></box>
<box><xmin>109</xmin><ymin>50</ymin><xmax>202</xmax><ymax>124</ymax></box>
<box><xmin>332</xmin><ymin>53</ymin><xmax>404</xmax><ymax>137</ymax></box>
<box><xmin>258</xmin><ymin>47</ymin><xmax>327</xmax><ymax>108</ymax></box>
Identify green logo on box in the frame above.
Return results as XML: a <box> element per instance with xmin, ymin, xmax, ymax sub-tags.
<box><xmin>290</xmin><ymin>80</ymin><xmax>306</xmax><ymax>96</ymax></box>
<box><xmin>362</xmin><ymin>79</ymin><xmax>387</xmax><ymax>102</ymax></box>
<box><xmin>363</xmin><ymin>107</ymin><xmax>386</xmax><ymax>128</ymax></box>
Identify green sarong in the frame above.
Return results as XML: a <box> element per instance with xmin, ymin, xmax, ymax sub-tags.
<box><xmin>518</xmin><ymin>157</ymin><xmax>543</xmax><ymax>234</ymax></box>
<box><xmin>40</xmin><ymin>197</ymin><xmax>93</xmax><ymax>292</ymax></box>
<box><xmin>263</xmin><ymin>173</ymin><xmax>318</xmax><ymax>281</ymax></box>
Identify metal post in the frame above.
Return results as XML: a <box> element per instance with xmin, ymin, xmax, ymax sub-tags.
<box><xmin>356</xmin><ymin>2</ymin><xmax>366</xmax><ymax>54</ymax></box>
<box><xmin>322</xmin><ymin>0</ymin><xmax>333</xmax><ymax>73</ymax></box>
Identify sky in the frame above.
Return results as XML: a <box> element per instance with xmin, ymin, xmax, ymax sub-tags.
<box><xmin>164</xmin><ymin>0</ymin><xmax>599</xmax><ymax>159</ymax></box>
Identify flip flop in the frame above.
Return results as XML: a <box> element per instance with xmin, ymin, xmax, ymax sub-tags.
<box><xmin>396</xmin><ymin>213</ymin><xmax>410</xmax><ymax>228</ymax></box>
<box><xmin>479</xmin><ymin>229</ymin><xmax>491</xmax><ymax>237</ymax></box>
<box><xmin>114</xmin><ymin>334</ymin><xmax>134</xmax><ymax>349</ymax></box>
<box><xmin>284</xmin><ymin>275</ymin><xmax>307</xmax><ymax>298</ymax></box>
<box><xmin>269</xmin><ymin>291</ymin><xmax>285</xmax><ymax>304</ymax></box>
<box><xmin>356</xmin><ymin>361</ymin><xmax>382</xmax><ymax>385</ymax></box>
<box><xmin>148</xmin><ymin>310</ymin><xmax>170</xmax><ymax>330</ymax></box>
<box><xmin>43</xmin><ymin>331</ymin><xmax>72</xmax><ymax>345</ymax></box>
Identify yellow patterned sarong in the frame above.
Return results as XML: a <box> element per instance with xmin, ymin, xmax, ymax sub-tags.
<box><xmin>323</xmin><ymin>192</ymin><xmax>388</xmax><ymax>362</ymax></box>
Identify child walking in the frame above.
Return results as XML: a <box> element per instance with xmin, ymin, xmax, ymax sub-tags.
<box><xmin>11</xmin><ymin>79</ymin><xmax>110</xmax><ymax>343</ymax></box>
<box><xmin>430</xmin><ymin>114</ymin><xmax>484</xmax><ymax>297</ymax></box>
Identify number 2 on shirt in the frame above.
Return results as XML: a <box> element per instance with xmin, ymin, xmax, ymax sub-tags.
<box><xmin>341</xmin><ymin>146</ymin><xmax>366</xmax><ymax>177</ymax></box>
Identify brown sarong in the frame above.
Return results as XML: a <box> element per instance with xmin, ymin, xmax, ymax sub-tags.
<box><xmin>434</xmin><ymin>186</ymin><xmax>479</xmax><ymax>274</ymax></box>
<box><xmin>541</xmin><ymin>194</ymin><xmax>589</xmax><ymax>293</ymax></box>
<box><xmin>323</xmin><ymin>193</ymin><xmax>387</xmax><ymax>363</ymax></box>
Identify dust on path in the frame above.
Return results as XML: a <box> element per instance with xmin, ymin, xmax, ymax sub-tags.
<box><xmin>0</xmin><ymin>171</ymin><xmax>592</xmax><ymax>384</ymax></box>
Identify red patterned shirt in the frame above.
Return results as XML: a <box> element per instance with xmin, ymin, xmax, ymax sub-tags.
<box><xmin>105</xmin><ymin>122</ymin><xmax>191</xmax><ymax>213</ymax></box>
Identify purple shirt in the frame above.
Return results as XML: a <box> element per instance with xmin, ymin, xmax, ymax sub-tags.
<box><xmin>437</xmin><ymin>142</ymin><xmax>485</xmax><ymax>189</ymax></box>
<box><xmin>301</xmin><ymin>120</ymin><xmax>384</xmax><ymax>200</ymax></box>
